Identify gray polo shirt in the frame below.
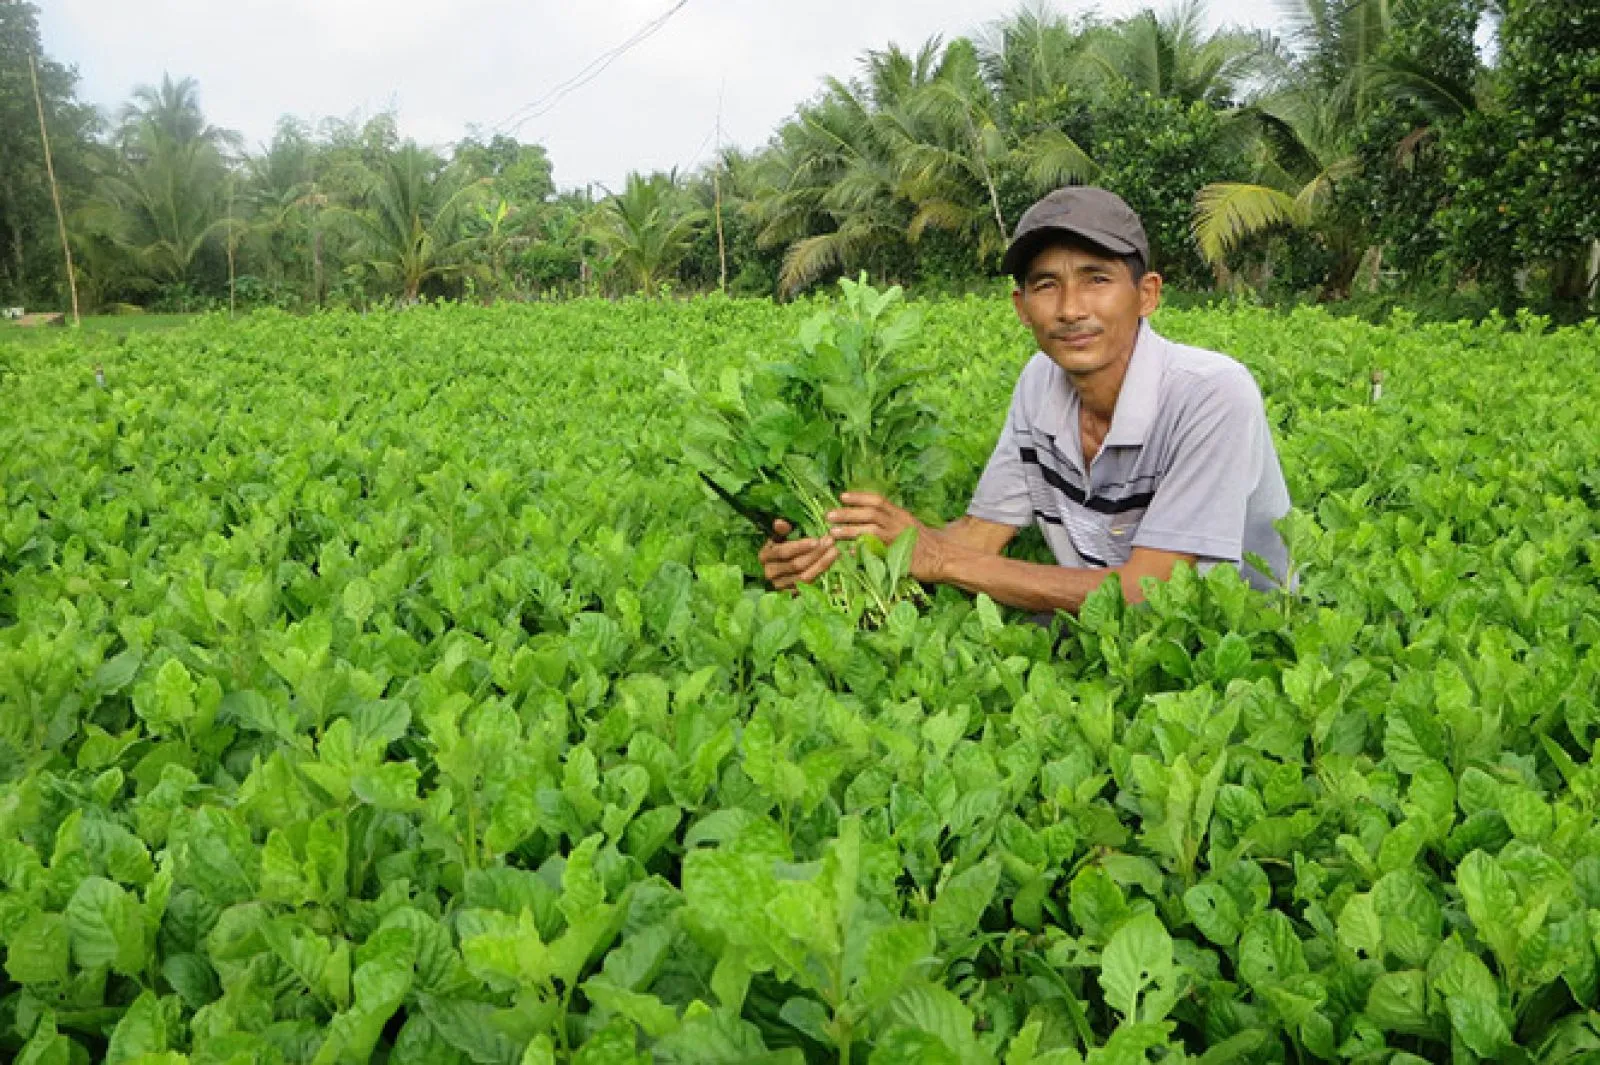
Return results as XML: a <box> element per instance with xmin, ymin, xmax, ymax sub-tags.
<box><xmin>967</xmin><ymin>321</ymin><xmax>1291</xmax><ymax>591</ymax></box>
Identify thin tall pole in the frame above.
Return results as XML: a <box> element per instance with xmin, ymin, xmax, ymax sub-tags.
<box><xmin>226</xmin><ymin>178</ymin><xmax>236</xmax><ymax>315</ymax></box>
<box><xmin>713</xmin><ymin>166</ymin><xmax>727</xmax><ymax>296</ymax></box>
<box><xmin>713</xmin><ymin>83</ymin><xmax>727</xmax><ymax>295</ymax></box>
<box><xmin>29</xmin><ymin>54</ymin><xmax>80</xmax><ymax>326</ymax></box>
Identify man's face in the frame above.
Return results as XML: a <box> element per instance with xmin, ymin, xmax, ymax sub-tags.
<box><xmin>1012</xmin><ymin>241</ymin><xmax>1162</xmax><ymax>380</ymax></box>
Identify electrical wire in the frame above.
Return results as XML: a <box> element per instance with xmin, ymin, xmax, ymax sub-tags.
<box><xmin>493</xmin><ymin>0</ymin><xmax>691</xmax><ymax>135</ymax></box>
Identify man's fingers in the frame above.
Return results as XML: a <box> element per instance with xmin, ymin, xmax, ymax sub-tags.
<box><xmin>761</xmin><ymin>536</ymin><xmax>833</xmax><ymax>564</ymax></box>
<box><xmin>794</xmin><ymin>547</ymin><xmax>839</xmax><ymax>584</ymax></box>
<box><xmin>770</xmin><ymin>518</ymin><xmax>794</xmax><ymax>539</ymax></box>
<box><xmin>828</xmin><ymin>524</ymin><xmax>882</xmax><ymax>542</ymax></box>
<box><xmin>838</xmin><ymin>492</ymin><xmax>886</xmax><ymax>506</ymax></box>
<box><xmin>824</xmin><ymin>506</ymin><xmax>887</xmax><ymax>526</ymax></box>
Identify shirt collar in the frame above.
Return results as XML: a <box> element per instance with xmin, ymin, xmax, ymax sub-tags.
<box><xmin>1102</xmin><ymin>320</ymin><xmax>1164</xmax><ymax>448</ymax></box>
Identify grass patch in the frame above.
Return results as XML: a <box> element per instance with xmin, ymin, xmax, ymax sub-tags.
<box><xmin>0</xmin><ymin>313</ymin><xmax>197</xmax><ymax>352</ymax></box>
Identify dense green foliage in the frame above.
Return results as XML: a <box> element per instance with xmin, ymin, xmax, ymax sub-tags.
<box><xmin>673</xmin><ymin>278</ymin><xmax>948</xmax><ymax>623</ymax></box>
<box><xmin>5</xmin><ymin>0</ymin><xmax>1596</xmax><ymax>317</ymax></box>
<box><xmin>1435</xmin><ymin>0</ymin><xmax>1600</xmax><ymax>310</ymax></box>
<box><xmin>4</xmin><ymin>296</ymin><xmax>1600</xmax><ymax>1062</ymax></box>
<box><xmin>0</xmin><ymin>1</ymin><xmax>100</xmax><ymax>305</ymax></box>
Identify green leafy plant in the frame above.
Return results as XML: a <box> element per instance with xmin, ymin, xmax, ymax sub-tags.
<box><xmin>1</xmin><ymin>297</ymin><xmax>1598</xmax><ymax>1064</ymax></box>
<box><xmin>670</xmin><ymin>274</ymin><xmax>949</xmax><ymax>623</ymax></box>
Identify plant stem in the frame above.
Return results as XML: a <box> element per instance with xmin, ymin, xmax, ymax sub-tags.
<box><xmin>463</xmin><ymin>792</ymin><xmax>479</xmax><ymax>869</ymax></box>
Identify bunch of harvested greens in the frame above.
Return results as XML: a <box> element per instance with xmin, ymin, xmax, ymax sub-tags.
<box><xmin>669</xmin><ymin>275</ymin><xmax>950</xmax><ymax>622</ymax></box>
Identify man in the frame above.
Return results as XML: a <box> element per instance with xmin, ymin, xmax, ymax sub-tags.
<box><xmin>760</xmin><ymin>186</ymin><xmax>1291</xmax><ymax>613</ymax></box>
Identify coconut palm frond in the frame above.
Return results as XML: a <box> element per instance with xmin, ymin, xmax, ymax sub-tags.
<box><xmin>1016</xmin><ymin>130</ymin><xmax>1100</xmax><ymax>192</ymax></box>
<box><xmin>907</xmin><ymin>198</ymin><xmax>978</xmax><ymax>242</ymax></box>
<box><xmin>779</xmin><ymin>228</ymin><xmax>864</xmax><ymax>296</ymax></box>
<box><xmin>1192</xmin><ymin>182</ymin><xmax>1308</xmax><ymax>265</ymax></box>
<box><xmin>1366</xmin><ymin>54</ymin><xmax>1480</xmax><ymax>123</ymax></box>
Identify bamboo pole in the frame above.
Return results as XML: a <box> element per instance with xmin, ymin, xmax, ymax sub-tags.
<box><xmin>713</xmin><ymin>83</ymin><xmax>727</xmax><ymax>294</ymax></box>
<box><xmin>713</xmin><ymin>165</ymin><xmax>727</xmax><ymax>296</ymax></box>
<box><xmin>226</xmin><ymin>178</ymin><xmax>236</xmax><ymax>316</ymax></box>
<box><xmin>29</xmin><ymin>54</ymin><xmax>80</xmax><ymax>326</ymax></box>
<box><xmin>1587</xmin><ymin>238</ymin><xmax>1599</xmax><ymax>309</ymax></box>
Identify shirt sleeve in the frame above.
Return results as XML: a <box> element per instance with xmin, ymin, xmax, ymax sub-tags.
<box><xmin>965</xmin><ymin>367</ymin><xmax>1035</xmax><ymax>527</ymax></box>
<box><xmin>1131</xmin><ymin>367</ymin><xmax>1267</xmax><ymax>561</ymax></box>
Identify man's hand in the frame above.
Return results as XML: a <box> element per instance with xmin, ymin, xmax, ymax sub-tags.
<box><xmin>758</xmin><ymin>519</ymin><xmax>839</xmax><ymax>589</ymax></box>
<box><xmin>825</xmin><ymin>492</ymin><xmax>946</xmax><ymax>582</ymax></box>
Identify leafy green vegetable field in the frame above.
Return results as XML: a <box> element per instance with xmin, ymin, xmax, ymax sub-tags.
<box><xmin>2</xmin><ymin>298</ymin><xmax>1598</xmax><ymax>1065</ymax></box>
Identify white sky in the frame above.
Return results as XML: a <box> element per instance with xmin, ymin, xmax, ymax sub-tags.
<box><xmin>40</xmin><ymin>0</ymin><xmax>1283</xmax><ymax>192</ymax></box>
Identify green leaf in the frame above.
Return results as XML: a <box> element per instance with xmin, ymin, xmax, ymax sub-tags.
<box><xmin>16</xmin><ymin>1013</ymin><xmax>72</xmax><ymax>1065</ymax></box>
<box><xmin>975</xmin><ymin>593</ymin><xmax>1004</xmax><ymax>637</ymax></box>
<box><xmin>857</xmin><ymin>921</ymin><xmax>935</xmax><ymax>1008</ymax></box>
<box><xmin>710</xmin><ymin>948</ymin><xmax>754</xmax><ymax>1012</ymax></box>
<box><xmin>1456</xmin><ymin>850</ymin><xmax>1519</xmax><ymax>965</ymax></box>
<box><xmin>418</xmin><ymin>993</ymin><xmax>522</xmax><ymax>1064</ymax></box>
<box><xmin>1099</xmin><ymin>913</ymin><xmax>1174</xmax><ymax>1021</ymax></box>
<box><xmin>521</xmin><ymin>1037</ymin><xmax>557</xmax><ymax>1065</ymax></box>
<box><xmin>93</xmin><ymin>649</ymin><xmax>144</xmax><ymax>695</ymax></box>
<box><xmin>350</xmin><ymin>760</ymin><xmax>420</xmax><ymax>811</ymax></box>
<box><xmin>779</xmin><ymin>996</ymin><xmax>833</xmax><ymax>1045</ymax></box>
<box><xmin>884</xmin><ymin>983</ymin><xmax>977</xmax><ymax>1054</ymax></box>
<box><xmin>930</xmin><ymin>859</ymin><xmax>1000</xmax><ymax>944</ymax></box>
<box><xmin>5</xmin><ymin>911</ymin><xmax>70</xmax><ymax>985</ymax></box>
<box><xmin>1366</xmin><ymin>969</ymin><xmax>1429</xmax><ymax>1033</ymax></box>
<box><xmin>1208</xmin><ymin>633</ymin><xmax>1252</xmax><ymax>683</ymax></box>
<box><xmin>887</xmin><ymin>526</ymin><xmax>918</xmax><ymax>586</ymax></box>
<box><xmin>1336</xmin><ymin>892</ymin><xmax>1383</xmax><ymax>958</ymax></box>
<box><xmin>1069</xmin><ymin>866</ymin><xmax>1129</xmax><ymax>944</ymax></box>
<box><xmin>105</xmin><ymin>991</ymin><xmax>167</xmax><ymax>1065</ymax></box>
<box><xmin>1184</xmin><ymin>883</ymin><xmax>1242</xmax><ymax>947</ymax></box>
<box><xmin>342</xmin><ymin>579</ymin><xmax>376</xmax><ymax>627</ymax></box>
<box><xmin>1237</xmin><ymin>911</ymin><xmax>1307</xmax><ymax>991</ymax></box>
<box><xmin>1446</xmin><ymin>995</ymin><xmax>1512</xmax><ymax>1057</ymax></box>
<box><xmin>1197</xmin><ymin>1029</ymin><xmax>1270</xmax><ymax>1065</ymax></box>
<box><xmin>162</xmin><ymin>953</ymin><xmax>219</xmax><ymax>1009</ymax></box>
<box><xmin>66</xmin><ymin>876</ymin><xmax>145</xmax><ymax>975</ymax></box>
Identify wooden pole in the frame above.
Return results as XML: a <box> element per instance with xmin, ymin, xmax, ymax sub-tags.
<box><xmin>29</xmin><ymin>54</ymin><xmax>80</xmax><ymax>326</ymax></box>
<box><xmin>713</xmin><ymin>84</ymin><xmax>727</xmax><ymax>294</ymax></box>
<box><xmin>1587</xmin><ymin>238</ymin><xmax>1599</xmax><ymax>309</ymax></box>
<box><xmin>713</xmin><ymin>165</ymin><xmax>727</xmax><ymax>296</ymax></box>
<box><xmin>226</xmin><ymin>178</ymin><xmax>236</xmax><ymax>316</ymax></box>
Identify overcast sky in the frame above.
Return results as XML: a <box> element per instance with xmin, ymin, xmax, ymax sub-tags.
<box><xmin>40</xmin><ymin>0</ymin><xmax>1283</xmax><ymax>192</ymax></box>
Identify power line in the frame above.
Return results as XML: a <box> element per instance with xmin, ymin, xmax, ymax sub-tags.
<box><xmin>493</xmin><ymin>0</ymin><xmax>691</xmax><ymax>136</ymax></box>
<box><xmin>679</xmin><ymin>121</ymin><xmax>718</xmax><ymax>174</ymax></box>
<box><xmin>678</xmin><ymin>78</ymin><xmax>728</xmax><ymax>176</ymax></box>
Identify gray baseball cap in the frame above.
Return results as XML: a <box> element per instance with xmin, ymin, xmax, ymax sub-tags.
<box><xmin>1002</xmin><ymin>186</ymin><xmax>1150</xmax><ymax>278</ymax></box>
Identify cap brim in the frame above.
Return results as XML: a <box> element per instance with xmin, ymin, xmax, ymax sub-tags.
<box><xmin>1002</xmin><ymin>225</ymin><xmax>1140</xmax><ymax>279</ymax></box>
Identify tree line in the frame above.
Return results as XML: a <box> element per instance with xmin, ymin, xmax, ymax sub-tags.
<box><xmin>1</xmin><ymin>0</ymin><xmax>1596</xmax><ymax>318</ymax></box>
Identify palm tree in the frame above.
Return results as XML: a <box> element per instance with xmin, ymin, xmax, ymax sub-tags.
<box><xmin>81</xmin><ymin>135</ymin><xmax>231</xmax><ymax>288</ymax></box>
<box><xmin>751</xmin><ymin>32</ymin><xmax>1102</xmax><ymax>295</ymax></box>
<box><xmin>74</xmin><ymin>74</ymin><xmax>241</xmax><ymax>301</ymax></box>
<box><xmin>978</xmin><ymin>3</ymin><xmax>1099</xmax><ymax>118</ymax></box>
<box><xmin>335</xmin><ymin>143</ymin><xmax>487</xmax><ymax>302</ymax></box>
<box><xmin>749</xmin><ymin>58</ymin><xmax>920</xmax><ymax>297</ymax></box>
<box><xmin>900</xmin><ymin>37</ymin><xmax>1101</xmax><ymax>265</ymax></box>
<box><xmin>116</xmin><ymin>74</ymin><xmax>241</xmax><ymax>157</ymax></box>
<box><xmin>470</xmin><ymin>197</ymin><xmax>543</xmax><ymax>298</ymax></box>
<box><xmin>1083</xmin><ymin>0</ymin><xmax>1267</xmax><ymax>107</ymax></box>
<box><xmin>238</xmin><ymin>119</ymin><xmax>323</xmax><ymax>303</ymax></box>
<box><xmin>1191</xmin><ymin>87</ymin><xmax>1365</xmax><ymax>292</ymax></box>
<box><xmin>1188</xmin><ymin>0</ymin><xmax>1459</xmax><ymax>293</ymax></box>
<box><xmin>587</xmin><ymin>170</ymin><xmax>705</xmax><ymax>293</ymax></box>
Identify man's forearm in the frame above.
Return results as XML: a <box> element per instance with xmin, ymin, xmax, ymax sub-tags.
<box><xmin>931</xmin><ymin>539</ymin><xmax>1116</xmax><ymax>613</ymax></box>
<box><xmin>937</xmin><ymin>514</ymin><xmax>1017</xmax><ymax>554</ymax></box>
<box><xmin>929</xmin><ymin>538</ymin><xmax>1194</xmax><ymax>614</ymax></box>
